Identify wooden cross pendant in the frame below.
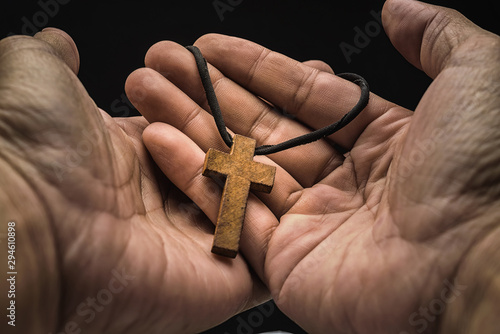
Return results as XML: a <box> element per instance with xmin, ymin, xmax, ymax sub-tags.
<box><xmin>203</xmin><ymin>135</ymin><xmax>276</xmax><ymax>258</ymax></box>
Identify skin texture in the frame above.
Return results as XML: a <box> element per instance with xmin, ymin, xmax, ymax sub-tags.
<box><xmin>127</xmin><ymin>0</ymin><xmax>500</xmax><ymax>333</ymax></box>
<box><xmin>0</xmin><ymin>0</ymin><xmax>499</xmax><ymax>333</ymax></box>
<box><xmin>0</xmin><ymin>29</ymin><xmax>268</xmax><ymax>334</ymax></box>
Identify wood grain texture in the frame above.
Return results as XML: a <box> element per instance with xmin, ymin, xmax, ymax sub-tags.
<box><xmin>203</xmin><ymin>135</ymin><xmax>276</xmax><ymax>258</ymax></box>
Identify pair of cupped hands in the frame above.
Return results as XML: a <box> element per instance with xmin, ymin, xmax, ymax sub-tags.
<box><xmin>1</xmin><ymin>0</ymin><xmax>499</xmax><ymax>333</ymax></box>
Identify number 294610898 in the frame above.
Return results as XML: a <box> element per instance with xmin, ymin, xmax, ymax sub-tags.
<box><xmin>7</xmin><ymin>222</ymin><xmax>16</xmax><ymax>272</ymax></box>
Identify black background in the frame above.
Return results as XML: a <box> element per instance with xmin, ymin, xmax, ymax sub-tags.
<box><xmin>2</xmin><ymin>0</ymin><xmax>499</xmax><ymax>333</ymax></box>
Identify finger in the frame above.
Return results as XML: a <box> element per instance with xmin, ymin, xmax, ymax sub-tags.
<box><xmin>34</xmin><ymin>27</ymin><xmax>80</xmax><ymax>75</ymax></box>
<box><xmin>1</xmin><ymin>28</ymin><xmax>80</xmax><ymax>75</ymax></box>
<box><xmin>136</xmin><ymin>42</ymin><xmax>343</xmax><ymax>187</ymax></box>
<box><xmin>0</xmin><ymin>31</ymin><xmax>93</xmax><ymax>137</ymax></box>
<box><xmin>125</xmin><ymin>67</ymin><xmax>305</xmax><ymax>207</ymax></box>
<box><xmin>302</xmin><ymin>60</ymin><xmax>335</xmax><ymax>74</ymax></box>
<box><xmin>384</xmin><ymin>1</ymin><xmax>500</xmax><ymax>239</ymax></box>
<box><xmin>142</xmin><ymin>122</ymin><xmax>281</xmax><ymax>276</ymax></box>
<box><xmin>382</xmin><ymin>0</ymin><xmax>496</xmax><ymax>78</ymax></box>
<box><xmin>127</xmin><ymin>68</ymin><xmax>303</xmax><ymax>215</ymax></box>
<box><xmin>0</xmin><ymin>29</ymin><xmax>108</xmax><ymax>187</ymax></box>
<box><xmin>193</xmin><ymin>33</ymin><xmax>403</xmax><ymax>150</ymax></box>
<box><xmin>126</xmin><ymin>67</ymin><xmax>228</xmax><ymax>151</ymax></box>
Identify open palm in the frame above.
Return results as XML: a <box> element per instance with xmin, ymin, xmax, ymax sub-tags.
<box><xmin>0</xmin><ymin>30</ymin><xmax>267</xmax><ymax>334</ymax></box>
<box><xmin>127</xmin><ymin>1</ymin><xmax>500</xmax><ymax>333</ymax></box>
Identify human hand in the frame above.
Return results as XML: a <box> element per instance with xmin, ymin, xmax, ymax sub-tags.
<box><xmin>126</xmin><ymin>0</ymin><xmax>500</xmax><ymax>333</ymax></box>
<box><xmin>0</xmin><ymin>29</ymin><xmax>268</xmax><ymax>334</ymax></box>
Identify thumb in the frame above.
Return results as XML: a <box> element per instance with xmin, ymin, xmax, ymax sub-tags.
<box><xmin>34</xmin><ymin>27</ymin><xmax>80</xmax><ymax>74</ymax></box>
<box><xmin>382</xmin><ymin>0</ymin><xmax>497</xmax><ymax>78</ymax></box>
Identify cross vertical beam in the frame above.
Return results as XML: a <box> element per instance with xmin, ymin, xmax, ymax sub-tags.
<box><xmin>203</xmin><ymin>135</ymin><xmax>276</xmax><ymax>258</ymax></box>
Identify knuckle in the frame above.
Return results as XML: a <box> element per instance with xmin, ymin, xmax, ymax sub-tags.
<box><xmin>246</xmin><ymin>48</ymin><xmax>272</xmax><ymax>87</ymax></box>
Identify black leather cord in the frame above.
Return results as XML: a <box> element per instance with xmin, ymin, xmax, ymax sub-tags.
<box><xmin>186</xmin><ymin>45</ymin><xmax>370</xmax><ymax>155</ymax></box>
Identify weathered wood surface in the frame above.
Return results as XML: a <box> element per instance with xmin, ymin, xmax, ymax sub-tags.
<box><xmin>203</xmin><ymin>135</ymin><xmax>276</xmax><ymax>258</ymax></box>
